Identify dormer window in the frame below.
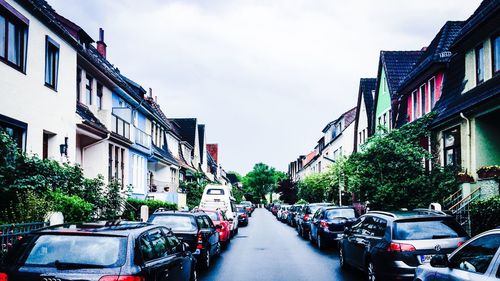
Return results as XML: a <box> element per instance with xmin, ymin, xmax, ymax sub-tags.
<box><xmin>475</xmin><ymin>44</ymin><xmax>484</xmax><ymax>85</ymax></box>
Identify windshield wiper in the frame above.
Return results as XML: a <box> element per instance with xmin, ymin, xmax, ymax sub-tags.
<box><xmin>54</xmin><ymin>260</ymin><xmax>107</xmax><ymax>269</ymax></box>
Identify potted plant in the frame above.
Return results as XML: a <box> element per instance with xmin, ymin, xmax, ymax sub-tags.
<box><xmin>457</xmin><ymin>171</ymin><xmax>474</xmax><ymax>183</ymax></box>
<box><xmin>477</xmin><ymin>165</ymin><xmax>500</xmax><ymax>179</ymax></box>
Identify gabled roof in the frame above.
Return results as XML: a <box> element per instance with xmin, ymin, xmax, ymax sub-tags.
<box><xmin>353</xmin><ymin>78</ymin><xmax>376</xmax><ymax>150</ymax></box>
<box><xmin>398</xmin><ymin>21</ymin><xmax>464</xmax><ymax>92</ymax></box>
<box><xmin>53</xmin><ymin>13</ymin><xmax>94</xmax><ymax>45</ymax></box>
<box><xmin>152</xmin><ymin>144</ymin><xmax>178</xmax><ymax>166</ymax></box>
<box><xmin>379</xmin><ymin>51</ymin><xmax>423</xmax><ymax>95</ymax></box>
<box><xmin>169</xmin><ymin>118</ymin><xmax>197</xmax><ymax>147</ymax></box>
<box><xmin>198</xmin><ymin>124</ymin><xmax>205</xmax><ymax>163</ymax></box>
<box><xmin>451</xmin><ymin>0</ymin><xmax>500</xmax><ymax>49</ymax></box>
<box><xmin>302</xmin><ymin>150</ymin><xmax>318</xmax><ymax>168</ymax></box>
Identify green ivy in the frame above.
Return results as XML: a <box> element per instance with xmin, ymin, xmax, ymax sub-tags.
<box><xmin>470</xmin><ymin>196</ymin><xmax>500</xmax><ymax>235</ymax></box>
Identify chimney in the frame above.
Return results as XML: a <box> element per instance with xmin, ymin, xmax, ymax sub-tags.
<box><xmin>154</xmin><ymin>95</ymin><xmax>157</xmax><ymax>103</ymax></box>
<box><xmin>149</xmin><ymin>88</ymin><xmax>153</xmax><ymax>98</ymax></box>
<box><xmin>96</xmin><ymin>28</ymin><xmax>107</xmax><ymax>58</ymax></box>
<box><xmin>207</xmin><ymin>144</ymin><xmax>219</xmax><ymax>164</ymax></box>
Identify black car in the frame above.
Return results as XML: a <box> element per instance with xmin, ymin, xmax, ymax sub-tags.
<box><xmin>148</xmin><ymin>210</ymin><xmax>221</xmax><ymax>270</ymax></box>
<box><xmin>296</xmin><ymin>203</ymin><xmax>334</xmax><ymax>238</ymax></box>
<box><xmin>339</xmin><ymin>210</ymin><xmax>469</xmax><ymax>281</ymax></box>
<box><xmin>309</xmin><ymin>206</ymin><xmax>358</xmax><ymax>249</ymax></box>
<box><xmin>236</xmin><ymin>205</ymin><xmax>249</xmax><ymax>226</ymax></box>
<box><xmin>287</xmin><ymin>204</ymin><xmax>303</xmax><ymax>227</ymax></box>
<box><xmin>0</xmin><ymin>221</ymin><xmax>197</xmax><ymax>281</ymax></box>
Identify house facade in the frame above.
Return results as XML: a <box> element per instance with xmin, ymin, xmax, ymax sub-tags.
<box><xmin>353</xmin><ymin>78</ymin><xmax>376</xmax><ymax>152</ymax></box>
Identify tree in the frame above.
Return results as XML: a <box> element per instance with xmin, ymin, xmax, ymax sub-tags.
<box><xmin>179</xmin><ymin>171</ymin><xmax>208</xmax><ymax>209</ymax></box>
<box><xmin>276</xmin><ymin>178</ymin><xmax>298</xmax><ymax>204</ymax></box>
<box><xmin>242</xmin><ymin>163</ymin><xmax>284</xmax><ymax>203</ymax></box>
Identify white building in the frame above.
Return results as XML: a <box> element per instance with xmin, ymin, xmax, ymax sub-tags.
<box><xmin>0</xmin><ymin>0</ymin><xmax>79</xmax><ymax>162</ymax></box>
<box><xmin>353</xmin><ymin>79</ymin><xmax>376</xmax><ymax>152</ymax></box>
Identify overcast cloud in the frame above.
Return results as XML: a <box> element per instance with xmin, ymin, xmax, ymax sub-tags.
<box><xmin>49</xmin><ymin>0</ymin><xmax>482</xmax><ymax>174</ymax></box>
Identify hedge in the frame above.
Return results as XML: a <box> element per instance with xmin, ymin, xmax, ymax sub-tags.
<box><xmin>470</xmin><ymin>195</ymin><xmax>500</xmax><ymax>236</ymax></box>
<box><xmin>51</xmin><ymin>192</ymin><xmax>94</xmax><ymax>223</ymax></box>
<box><xmin>125</xmin><ymin>198</ymin><xmax>177</xmax><ymax>221</ymax></box>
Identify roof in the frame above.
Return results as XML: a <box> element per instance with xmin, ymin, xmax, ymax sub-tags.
<box><xmin>451</xmin><ymin>0</ymin><xmax>500</xmax><ymax>49</ymax></box>
<box><xmin>398</xmin><ymin>21</ymin><xmax>464</xmax><ymax>92</ymax></box>
<box><xmin>302</xmin><ymin>150</ymin><xmax>317</xmax><ymax>167</ymax></box>
<box><xmin>353</xmin><ymin>78</ymin><xmax>376</xmax><ymax>150</ymax></box>
<box><xmin>170</xmin><ymin>118</ymin><xmax>197</xmax><ymax>147</ymax></box>
<box><xmin>76</xmin><ymin>102</ymin><xmax>107</xmax><ymax>131</ymax></box>
<box><xmin>380</xmin><ymin>51</ymin><xmax>423</xmax><ymax>95</ymax></box>
<box><xmin>35</xmin><ymin>222</ymin><xmax>153</xmax><ymax>236</ymax></box>
<box><xmin>322</xmin><ymin>107</ymin><xmax>357</xmax><ymax>133</ymax></box>
<box><xmin>152</xmin><ymin>144</ymin><xmax>178</xmax><ymax>166</ymax></box>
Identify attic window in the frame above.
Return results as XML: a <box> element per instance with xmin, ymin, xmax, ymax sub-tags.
<box><xmin>475</xmin><ymin>44</ymin><xmax>484</xmax><ymax>85</ymax></box>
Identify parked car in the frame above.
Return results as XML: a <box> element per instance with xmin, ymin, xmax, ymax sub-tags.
<box><xmin>236</xmin><ymin>205</ymin><xmax>249</xmax><ymax>226</ymax></box>
<box><xmin>199</xmin><ymin>184</ymin><xmax>239</xmax><ymax>236</ymax></box>
<box><xmin>309</xmin><ymin>206</ymin><xmax>358</xmax><ymax>249</ymax></box>
<box><xmin>414</xmin><ymin>228</ymin><xmax>500</xmax><ymax>281</ymax></box>
<box><xmin>339</xmin><ymin>210</ymin><xmax>469</xmax><ymax>281</ymax></box>
<box><xmin>202</xmin><ymin>209</ymin><xmax>232</xmax><ymax>247</ymax></box>
<box><xmin>148</xmin><ymin>210</ymin><xmax>221</xmax><ymax>270</ymax></box>
<box><xmin>271</xmin><ymin>204</ymin><xmax>281</xmax><ymax>216</ymax></box>
<box><xmin>240</xmin><ymin>201</ymin><xmax>254</xmax><ymax>216</ymax></box>
<box><xmin>277</xmin><ymin>205</ymin><xmax>290</xmax><ymax>222</ymax></box>
<box><xmin>0</xmin><ymin>221</ymin><xmax>197</xmax><ymax>281</ymax></box>
<box><xmin>296</xmin><ymin>203</ymin><xmax>334</xmax><ymax>238</ymax></box>
<box><xmin>287</xmin><ymin>204</ymin><xmax>303</xmax><ymax>227</ymax></box>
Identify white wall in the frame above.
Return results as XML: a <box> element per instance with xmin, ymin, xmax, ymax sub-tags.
<box><xmin>1</xmin><ymin>0</ymin><xmax>77</xmax><ymax>162</ymax></box>
<box><xmin>356</xmin><ymin>95</ymin><xmax>369</xmax><ymax>148</ymax></box>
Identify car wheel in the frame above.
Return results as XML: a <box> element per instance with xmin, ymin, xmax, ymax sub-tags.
<box><xmin>308</xmin><ymin>230</ymin><xmax>313</xmax><ymax>242</ymax></box>
<box><xmin>366</xmin><ymin>259</ymin><xmax>377</xmax><ymax>281</ymax></box>
<box><xmin>339</xmin><ymin>246</ymin><xmax>349</xmax><ymax>270</ymax></box>
<box><xmin>216</xmin><ymin>242</ymin><xmax>221</xmax><ymax>256</ymax></box>
<box><xmin>190</xmin><ymin>267</ymin><xmax>198</xmax><ymax>281</ymax></box>
<box><xmin>201</xmin><ymin>250</ymin><xmax>210</xmax><ymax>270</ymax></box>
<box><xmin>317</xmin><ymin>234</ymin><xmax>324</xmax><ymax>250</ymax></box>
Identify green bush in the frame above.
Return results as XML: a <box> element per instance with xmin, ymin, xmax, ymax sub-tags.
<box><xmin>51</xmin><ymin>192</ymin><xmax>94</xmax><ymax>223</ymax></box>
<box><xmin>125</xmin><ymin>198</ymin><xmax>177</xmax><ymax>221</ymax></box>
<box><xmin>1</xmin><ymin>190</ymin><xmax>52</xmax><ymax>223</ymax></box>
<box><xmin>470</xmin><ymin>196</ymin><xmax>500</xmax><ymax>236</ymax></box>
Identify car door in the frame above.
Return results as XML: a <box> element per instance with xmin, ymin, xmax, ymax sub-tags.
<box><xmin>203</xmin><ymin>216</ymin><xmax>219</xmax><ymax>254</ymax></box>
<box><xmin>350</xmin><ymin>216</ymin><xmax>374</xmax><ymax>269</ymax></box>
<box><xmin>431</xmin><ymin>233</ymin><xmax>500</xmax><ymax>281</ymax></box>
<box><xmin>137</xmin><ymin>228</ymin><xmax>181</xmax><ymax>281</ymax></box>
<box><xmin>311</xmin><ymin>208</ymin><xmax>322</xmax><ymax>240</ymax></box>
<box><xmin>164</xmin><ymin>229</ymin><xmax>192</xmax><ymax>281</ymax></box>
<box><xmin>344</xmin><ymin>216</ymin><xmax>365</xmax><ymax>268</ymax></box>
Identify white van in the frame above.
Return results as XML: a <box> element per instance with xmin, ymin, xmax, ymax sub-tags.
<box><xmin>199</xmin><ymin>184</ymin><xmax>239</xmax><ymax>235</ymax></box>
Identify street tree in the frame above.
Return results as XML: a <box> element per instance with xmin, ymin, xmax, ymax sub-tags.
<box><xmin>242</xmin><ymin>163</ymin><xmax>285</xmax><ymax>203</ymax></box>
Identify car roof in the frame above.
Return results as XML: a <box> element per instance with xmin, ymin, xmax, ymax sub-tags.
<box><xmin>33</xmin><ymin>221</ymin><xmax>158</xmax><ymax>237</ymax></box>
<box><xmin>323</xmin><ymin>206</ymin><xmax>354</xmax><ymax>211</ymax></box>
<box><xmin>367</xmin><ymin>210</ymin><xmax>453</xmax><ymax>221</ymax></box>
<box><xmin>151</xmin><ymin>210</ymin><xmax>206</xmax><ymax>217</ymax></box>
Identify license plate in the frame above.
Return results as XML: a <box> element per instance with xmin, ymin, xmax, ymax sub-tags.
<box><xmin>420</xmin><ymin>255</ymin><xmax>433</xmax><ymax>263</ymax></box>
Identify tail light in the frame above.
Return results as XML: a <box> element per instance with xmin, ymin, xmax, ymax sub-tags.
<box><xmin>197</xmin><ymin>231</ymin><xmax>204</xmax><ymax>249</ymax></box>
<box><xmin>320</xmin><ymin>220</ymin><xmax>328</xmax><ymax>228</ymax></box>
<box><xmin>457</xmin><ymin>241</ymin><xmax>465</xmax><ymax>247</ymax></box>
<box><xmin>303</xmin><ymin>214</ymin><xmax>310</xmax><ymax>221</ymax></box>
<box><xmin>99</xmin><ymin>276</ymin><xmax>145</xmax><ymax>281</ymax></box>
<box><xmin>0</xmin><ymin>273</ymin><xmax>8</xmax><ymax>281</ymax></box>
<box><xmin>387</xmin><ymin>242</ymin><xmax>416</xmax><ymax>252</ymax></box>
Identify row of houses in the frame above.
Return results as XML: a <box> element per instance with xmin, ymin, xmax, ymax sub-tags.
<box><xmin>0</xmin><ymin>0</ymin><xmax>234</xmax><ymax>209</ymax></box>
<box><xmin>288</xmin><ymin>0</ymin><xmax>499</xmax><ymax>200</ymax></box>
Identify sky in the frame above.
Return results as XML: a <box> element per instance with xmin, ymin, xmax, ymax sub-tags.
<box><xmin>49</xmin><ymin>0</ymin><xmax>482</xmax><ymax>174</ymax></box>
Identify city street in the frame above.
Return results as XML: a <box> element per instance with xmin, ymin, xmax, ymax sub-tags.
<box><xmin>199</xmin><ymin>208</ymin><xmax>363</xmax><ymax>281</ymax></box>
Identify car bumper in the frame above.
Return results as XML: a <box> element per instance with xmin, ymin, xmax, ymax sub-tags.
<box><xmin>377</xmin><ymin>260</ymin><xmax>417</xmax><ymax>280</ymax></box>
<box><xmin>321</xmin><ymin>230</ymin><xmax>343</xmax><ymax>241</ymax></box>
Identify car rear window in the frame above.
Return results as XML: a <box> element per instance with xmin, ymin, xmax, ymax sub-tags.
<box><xmin>326</xmin><ymin>209</ymin><xmax>356</xmax><ymax>219</ymax></box>
<box><xmin>207</xmin><ymin>188</ymin><xmax>225</xmax><ymax>195</ymax></box>
<box><xmin>23</xmin><ymin>235</ymin><xmax>126</xmax><ymax>267</ymax></box>
<box><xmin>394</xmin><ymin>219</ymin><xmax>468</xmax><ymax>240</ymax></box>
<box><xmin>150</xmin><ymin>215</ymin><xmax>197</xmax><ymax>232</ymax></box>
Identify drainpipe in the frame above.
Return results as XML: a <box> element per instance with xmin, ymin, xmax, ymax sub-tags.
<box><xmin>82</xmin><ymin>133</ymin><xmax>111</xmax><ymax>169</ymax></box>
<box><xmin>459</xmin><ymin>112</ymin><xmax>472</xmax><ymax>173</ymax></box>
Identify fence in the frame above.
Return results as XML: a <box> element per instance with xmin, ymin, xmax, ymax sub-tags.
<box><xmin>0</xmin><ymin>222</ymin><xmax>48</xmax><ymax>261</ymax></box>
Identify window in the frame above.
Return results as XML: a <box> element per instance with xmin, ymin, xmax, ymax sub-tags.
<box><xmin>429</xmin><ymin>77</ymin><xmax>436</xmax><ymax>109</ymax></box>
<box><xmin>475</xmin><ymin>44</ymin><xmax>484</xmax><ymax>84</ymax></box>
<box><xmin>96</xmin><ymin>82</ymin><xmax>103</xmax><ymax>109</ymax></box>
<box><xmin>197</xmin><ymin>217</ymin><xmax>209</xmax><ymax>229</ymax></box>
<box><xmin>393</xmin><ymin>219</ymin><xmax>467</xmax><ymax>240</ymax></box>
<box><xmin>44</xmin><ymin>36</ymin><xmax>59</xmax><ymax>89</ymax></box>
<box><xmin>493</xmin><ymin>35</ymin><xmax>499</xmax><ymax>75</ymax></box>
<box><xmin>362</xmin><ymin>129</ymin><xmax>366</xmax><ymax>143</ymax></box>
<box><xmin>449</xmin><ymin>234</ymin><xmax>500</xmax><ymax>274</ymax></box>
<box><xmin>138</xmin><ymin>229</ymin><xmax>168</xmax><ymax>262</ymax></box>
<box><xmin>108</xmin><ymin>144</ymin><xmax>125</xmax><ymax>186</ymax></box>
<box><xmin>412</xmin><ymin>91</ymin><xmax>418</xmax><ymax>120</ymax></box>
<box><xmin>443</xmin><ymin>127</ymin><xmax>461</xmax><ymax>167</ymax></box>
<box><xmin>0</xmin><ymin>114</ymin><xmax>26</xmax><ymax>151</ymax></box>
<box><xmin>0</xmin><ymin>10</ymin><xmax>27</xmax><ymax>71</ymax></box>
<box><xmin>420</xmin><ymin>84</ymin><xmax>426</xmax><ymax>115</ymax></box>
<box><xmin>76</xmin><ymin>68</ymin><xmax>82</xmax><ymax>102</ymax></box>
<box><xmin>150</xmin><ymin>215</ymin><xmax>197</xmax><ymax>232</ymax></box>
<box><xmin>85</xmin><ymin>75</ymin><xmax>93</xmax><ymax>105</ymax></box>
<box><xmin>383</xmin><ymin>112</ymin><xmax>387</xmax><ymax>127</ymax></box>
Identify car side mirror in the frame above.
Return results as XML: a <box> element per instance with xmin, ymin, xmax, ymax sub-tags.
<box><xmin>430</xmin><ymin>254</ymin><xmax>449</xmax><ymax>268</ymax></box>
<box><xmin>344</xmin><ymin>226</ymin><xmax>351</xmax><ymax>235</ymax></box>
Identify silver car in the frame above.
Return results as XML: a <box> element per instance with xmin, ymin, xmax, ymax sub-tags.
<box><xmin>414</xmin><ymin>228</ymin><xmax>500</xmax><ymax>281</ymax></box>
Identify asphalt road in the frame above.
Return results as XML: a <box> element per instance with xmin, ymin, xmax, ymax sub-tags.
<box><xmin>199</xmin><ymin>208</ymin><xmax>363</xmax><ymax>281</ymax></box>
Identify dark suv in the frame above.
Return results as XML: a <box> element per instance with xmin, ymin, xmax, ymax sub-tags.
<box><xmin>309</xmin><ymin>206</ymin><xmax>358</xmax><ymax>249</ymax></box>
<box><xmin>339</xmin><ymin>210</ymin><xmax>469</xmax><ymax>281</ymax></box>
<box><xmin>296</xmin><ymin>203</ymin><xmax>334</xmax><ymax>238</ymax></box>
<box><xmin>148</xmin><ymin>210</ymin><xmax>221</xmax><ymax>270</ymax></box>
<box><xmin>0</xmin><ymin>221</ymin><xmax>197</xmax><ymax>281</ymax></box>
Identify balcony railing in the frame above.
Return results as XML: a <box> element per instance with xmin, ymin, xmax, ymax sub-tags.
<box><xmin>148</xmin><ymin>180</ymin><xmax>179</xmax><ymax>193</ymax></box>
<box><xmin>135</xmin><ymin>128</ymin><xmax>151</xmax><ymax>148</ymax></box>
<box><xmin>112</xmin><ymin>114</ymin><xmax>130</xmax><ymax>139</ymax></box>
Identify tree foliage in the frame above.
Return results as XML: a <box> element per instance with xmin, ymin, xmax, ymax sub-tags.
<box><xmin>179</xmin><ymin>171</ymin><xmax>208</xmax><ymax>209</ymax></box>
<box><xmin>276</xmin><ymin>178</ymin><xmax>298</xmax><ymax>204</ymax></box>
<box><xmin>242</xmin><ymin>163</ymin><xmax>285</xmax><ymax>203</ymax></box>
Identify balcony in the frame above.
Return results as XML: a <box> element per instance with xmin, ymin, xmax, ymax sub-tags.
<box><xmin>148</xmin><ymin>180</ymin><xmax>179</xmax><ymax>193</ymax></box>
<box><xmin>135</xmin><ymin>128</ymin><xmax>151</xmax><ymax>148</ymax></box>
<box><xmin>111</xmin><ymin>114</ymin><xmax>130</xmax><ymax>139</ymax></box>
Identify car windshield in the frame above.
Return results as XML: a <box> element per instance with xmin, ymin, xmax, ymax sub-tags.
<box><xmin>23</xmin><ymin>235</ymin><xmax>126</xmax><ymax>267</ymax></box>
<box><xmin>150</xmin><ymin>215</ymin><xmax>197</xmax><ymax>232</ymax></box>
<box><xmin>309</xmin><ymin>204</ymin><xmax>332</xmax><ymax>214</ymax></box>
<box><xmin>394</xmin><ymin>219</ymin><xmax>468</xmax><ymax>240</ymax></box>
<box><xmin>206</xmin><ymin>212</ymin><xmax>219</xmax><ymax>221</ymax></box>
<box><xmin>207</xmin><ymin>188</ymin><xmax>225</xmax><ymax>195</ymax></box>
<box><xmin>326</xmin><ymin>209</ymin><xmax>356</xmax><ymax>219</ymax></box>
<box><xmin>237</xmin><ymin>207</ymin><xmax>246</xmax><ymax>212</ymax></box>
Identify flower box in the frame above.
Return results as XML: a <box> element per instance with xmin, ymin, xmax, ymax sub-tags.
<box><xmin>477</xmin><ymin>166</ymin><xmax>500</xmax><ymax>179</ymax></box>
<box><xmin>457</xmin><ymin>172</ymin><xmax>474</xmax><ymax>183</ymax></box>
